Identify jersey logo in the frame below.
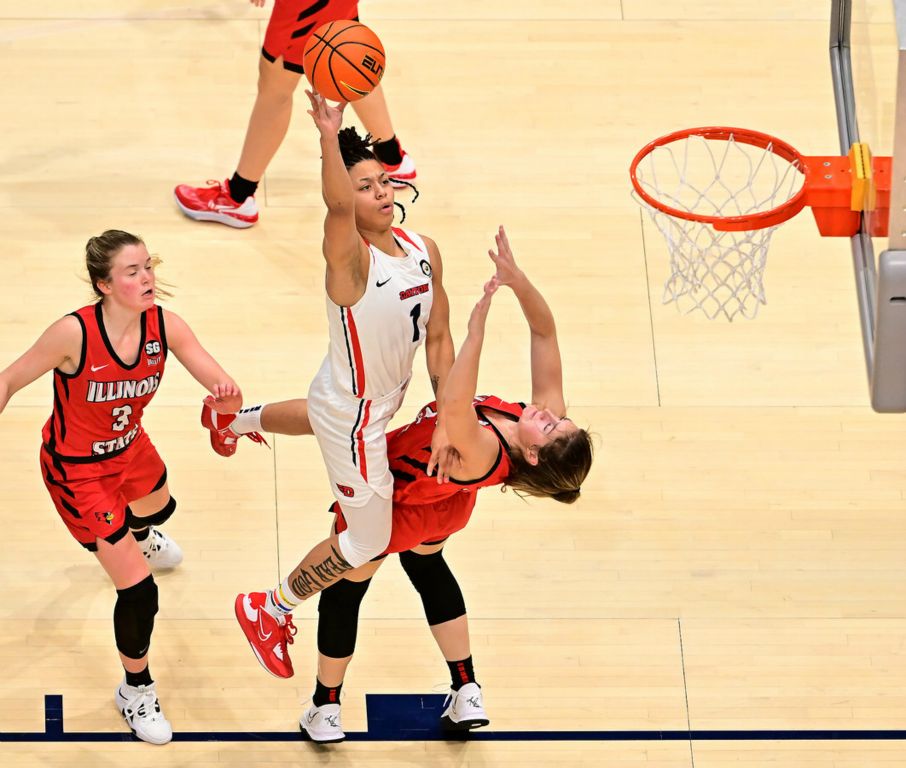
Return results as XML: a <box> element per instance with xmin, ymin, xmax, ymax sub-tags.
<box><xmin>336</xmin><ymin>484</ymin><xmax>355</xmax><ymax>498</ymax></box>
<box><xmin>376</xmin><ymin>277</ymin><xmax>392</xmax><ymax>288</ymax></box>
<box><xmin>94</xmin><ymin>511</ymin><xmax>115</xmax><ymax>525</ymax></box>
<box><xmin>90</xmin><ymin>364</ymin><xmax>108</xmax><ymax>372</ymax></box>
<box><xmin>145</xmin><ymin>340</ymin><xmax>161</xmax><ymax>356</ymax></box>
<box><xmin>399</xmin><ymin>283</ymin><xmax>429</xmax><ymax>301</ymax></box>
<box><xmin>419</xmin><ymin>259</ymin><xmax>432</xmax><ymax>277</ymax></box>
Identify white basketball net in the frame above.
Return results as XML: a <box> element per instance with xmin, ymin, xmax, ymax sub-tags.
<box><xmin>634</xmin><ymin>133</ymin><xmax>804</xmax><ymax>321</ymax></box>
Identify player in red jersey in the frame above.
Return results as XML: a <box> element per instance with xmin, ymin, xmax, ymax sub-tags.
<box><xmin>174</xmin><ymin>0</ymin><xmax>416</xmax><ymax>228</ymax></box>
<box><xmin>0</xmin><ymin>230</ymin><xmax>244</xmax><ymax>745</ymax></box>
<box><xmin>203</xmin><ymin>227</ymin><xmax>594</xmax><ymax>741</ymax></box>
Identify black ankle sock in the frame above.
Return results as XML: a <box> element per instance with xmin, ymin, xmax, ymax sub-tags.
<box><xmin>372</xmin><ymin>136</ymin><xmax>403</xmax><ymax>166</ymax></box>
<box><xmin>313</xmin><ymin>678</ymin><xmax>343</xmax><ymax>707</ymax></box>
<box><xmin>132</xmin><ymin>527</ymin><xmax>150</xmax><ymax>542</ymax></box>
<box><xmin>125</xmin><ymin>666</ymin><xmax>154</xmax><ymax>688</ymax></box>
<box><xmin>446</xmin><ymin>656</ymin><xmax>476</xmax><ymax>691</ymax></box>
<box><xmin>228</xmin><ymin>172</ymin><xmax>259</xmax><ymax>204</ymax></box>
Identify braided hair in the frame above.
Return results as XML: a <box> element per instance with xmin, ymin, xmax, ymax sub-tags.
<box><xmin>336</xmin><ymin>127</ymin><xmax>418</xmax><ymax>223</ymax></box>
<box><xmin>337</xmin><ymin>126</ymin><xmax>377</xmax><ymax>169</ymax></box>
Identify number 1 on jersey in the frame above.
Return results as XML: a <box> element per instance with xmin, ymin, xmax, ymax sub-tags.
<box><xmin>409</xmin><ymin>303</ymin><xmax>422</xmax><ymax>342</ymax></box>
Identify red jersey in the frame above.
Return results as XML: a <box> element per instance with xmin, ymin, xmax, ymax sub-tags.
<box><xmin>334</xmin><ymin>396</ymin><xmax>524</xmax><ymax>554</ymax></box>
<box><xmin>41</xmin><ymin>304</ymin><xmax>167</xmax><ymax>462</ymax></box>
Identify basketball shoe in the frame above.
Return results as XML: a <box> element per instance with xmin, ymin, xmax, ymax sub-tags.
<box><xmin>200</xmin><ymin>403</ymin><xmax>268</xmax><ymax>457</ymax></box>
<box><xmin>234</xmin><ymin>592</ymin><xmax>297</xmax><ymax>678</ymax></box>
<box><xmin>440</xmin><ymin>682</ymin><xmax>489</xmax><ymax>730</ymax></box>
<box><xmin>300</xmin><ymin>702</ymin><xmax>345</xmax><ymax>743</ymax></box>
<box><xmin>137</xmin><ymin>527</ymin><xmax>183</xmax><ymax>570</ymax></box>
<box><xmin>173</xmin><ymin>179</ymin><xmax>258</xmax><ymax>228</ymax></box>
<box><xmin>381</xmin><ymin>149</ymin><xmax>417</xmax><ymax>189</ymax></box>
<box><xmin>114</xmin><ymin>679</ymin><xmax>173</xmax><ymax>745</ymax></box>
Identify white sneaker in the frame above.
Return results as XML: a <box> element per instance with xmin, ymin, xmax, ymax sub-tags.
<box><xmin>299</xmin><ymin>703</ymin><xmax>345</xmax><ymax>743</ymax></box>
<box><xmin>138</xmin><ymin>527</ymin><xmax>183</xmax><ymax>569</ymax></box>
<box><xmin>440</xmin><ymin>682</ymin><xmax>489</xmax><ymax>730</ymax></box>
<box><xmin>115</xmin><ymin>680</ymin><xmax>173</xmax><ymax>745</ymax></box>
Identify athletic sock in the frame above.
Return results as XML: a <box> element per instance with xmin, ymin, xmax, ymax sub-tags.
<box><xmin>266</xmin><ymin>577</ymin><xmax>303</xmax><ymax>618</ymax></box>
<box><xmin>373</xmin><ymin>135</ymin><xmax>403</xmax><ymax>166</ymax></box>
<box><xmin>125</xmin><ymin>666</ymin><xmax>154</xmax><ymax>688</ymax></box>
<box><xmin>228</xmin><ymin>172</ymin><xmax>259</xmax><ymax>204</ymax></box>
<box><xmin>231</xmin><ymin>405</ymin><xmax>264</xmax><ymax>435</ymax></box>
<box><xmin>446</xmin><ymin>656</ymin><xmax>476</xmax><ymax>691</ymax></box>
<box><xmin>313</xmin><ymin>678</ymin><xmax>343</xmax><ymax>707</ymax></box>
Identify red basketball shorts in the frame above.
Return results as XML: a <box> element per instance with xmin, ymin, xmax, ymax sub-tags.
<box><xmin>40</xmin><ymin>430</ymin><xmax>167</xmax><ymax>551</ymax></box>
<box><xmin>262</xmin><ymin>0</ymin><xmax>360</xmax><ymax>72</ymax></box>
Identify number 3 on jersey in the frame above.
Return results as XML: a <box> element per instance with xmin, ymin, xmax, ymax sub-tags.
<box><xmin>111</xmin><ymin>405</ymin><xmax>133</xmax><ymax>431</ymax></box>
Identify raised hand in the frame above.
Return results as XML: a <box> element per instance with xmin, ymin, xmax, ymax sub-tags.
<box><xmin>203</xmin><ymin>383</ymin><xmax>242</xmax><ymax>415</ymax></box>
<box><xmin>487</xmin><ymin>225</ymin><xmax>524</xmax><ymax>287</ymax></box>
<box><xmin>305</xmin><ymin>89</ymin><xmax>347</xmax><ymax>138</ymax></box>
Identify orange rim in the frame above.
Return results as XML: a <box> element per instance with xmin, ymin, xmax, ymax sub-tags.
<box><xmin>630</xmin><ymin>126</ymin><xmax>810</xmax><ymax>232</ymax></box>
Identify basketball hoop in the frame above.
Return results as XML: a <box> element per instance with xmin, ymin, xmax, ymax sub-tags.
<box><xmin>630</xmin><ymin>126</ymin><xmax>891</xmax><ymax>321</ymax></box>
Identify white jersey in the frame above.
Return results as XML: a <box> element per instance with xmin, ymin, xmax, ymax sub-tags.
<box><xmin>324</xmin><ymin>227</ymin><xmax>434</xmax><ymax>401</ymax></box>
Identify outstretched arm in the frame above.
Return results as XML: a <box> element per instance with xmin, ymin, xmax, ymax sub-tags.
<box><xmin>306</xmin><ymin>90</ymin><xmax>368</xmax><ymax>307</ymax></box>
<box><xmin>489</xmin><ymin>226</ymin><xmax>566</xmax><ymax>416</ymax></box>
<box><xmin>438</xmin><ymin>278</ymin><xmax>501</xmax><ymax>475</ymax></box>
<box><xmin>0</xmin><ymin>315</ymin><xmax>82</xmax><ymax>415</ymax></box>
<box><xmin>163</xmin><ymin>310</ymin><xmax>242</xmax><ymax>412</ymax></box>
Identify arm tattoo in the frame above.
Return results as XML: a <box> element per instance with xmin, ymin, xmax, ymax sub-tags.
<box><xmin>431</xmin><ymin>375</ymin><xmax>440</xmax><ymax>395</ymax></box>
<box><xmin>289</xmin><ymin>545</ymin><xmax>354</xmax><ymax>599</ymax></box>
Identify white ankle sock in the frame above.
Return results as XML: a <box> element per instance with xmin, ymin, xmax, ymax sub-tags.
<box><xmin>232</xmin><ymin>404</ymin><xmax>264</xmax><ymax>435</ymax></box>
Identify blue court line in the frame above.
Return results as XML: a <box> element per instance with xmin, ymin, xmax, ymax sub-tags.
<box><xmin>0</xmin><ymin>694</ymin><xmax>904</xmax><ymax>742</ymax></box>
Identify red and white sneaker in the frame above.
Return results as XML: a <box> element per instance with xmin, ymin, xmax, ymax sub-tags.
<box><xmin>234</xmin><ymin>592</ymin><xmax>297</xmax><ymax>678</ymax></box>
<box><xmin>200</xmin><ymin>403</ymin><xmax>268</xmax><ymax>457</ymax></box>
<box><xmin>174</xmin><ymin>179</ymin><xmax>258</xmax><ymax>228</ymax></box>
<box><xmin>381</xmin><ymin>150</ymin><xmax>417</xmax><ymax>189</ymax></box>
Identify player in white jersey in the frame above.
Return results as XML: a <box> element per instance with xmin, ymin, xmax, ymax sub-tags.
<box><xmin>217</xmin><ymin>90</ymin><xmax>454</xmax><ymax>679</ymax></box>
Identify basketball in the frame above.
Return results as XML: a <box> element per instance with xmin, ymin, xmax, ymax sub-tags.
<box><xmin>303</xmin><ymin>21</ymin><xmax>386</xmax><ymax>103</ymax></box>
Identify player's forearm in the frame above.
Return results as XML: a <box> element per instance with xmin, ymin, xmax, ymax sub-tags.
<box><xmin>510</xmin><ymin>272</ymin><xmax>557</xmax><ymax>339</ymax></box>
<box><xmin>441</xmin><ymin>330</ymin><xmax>483</xmax><ymax>412</ymax></box>
<box><xmin>320</xmin><ymin>135</ymin><xmax>353</xmax><ymax>210</ymax></box>
<box><xmin>426</xmin><ymin>333</ymin><xmax>455</xmax><ymax>405</ymax></box>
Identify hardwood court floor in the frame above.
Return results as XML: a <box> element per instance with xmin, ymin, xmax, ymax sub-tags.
<box><xmin>1</xmin><ymin>1</ymin><xmax>905</xmax><ymax>766</ymax></box>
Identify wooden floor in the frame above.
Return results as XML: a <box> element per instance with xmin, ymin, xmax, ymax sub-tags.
<box><xmin>2</xmin><ymin>1</ymin><xmax>906</xmax><ymax>765</ymax></box>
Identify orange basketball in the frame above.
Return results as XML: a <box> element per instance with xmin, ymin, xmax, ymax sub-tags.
<box><xmin>302</xmin><ymin>21</ymin><xmax>386</xmax><ymax>103</ymax></box>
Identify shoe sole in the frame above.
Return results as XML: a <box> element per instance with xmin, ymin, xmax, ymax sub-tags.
<box><xmin>300</xmin><ymin>721</ymin><xmax>346</xmax><ymax>744</ymax></box>
<box><xmin>233</xmin><ymin>594</ymin><xmax>293</xmax><ymax>679</ymax></box>
<box><xmin>440</xmin><ymin>715</ymin><xmax>490</xmax><ymax>730</ymax></box>
<box><xmin>174</xmin><ymin>195</ymin><xmax>257</xmax><ymax>229</ymax></box>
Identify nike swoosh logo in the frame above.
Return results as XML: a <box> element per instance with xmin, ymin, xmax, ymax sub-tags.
<box><xmin>376</xmin><ymin>278</ymin><xmax>392</xmax><ymax>287</ymax></box>
<box><xmin>307</xmin><ymin>712</ymin><xmax>317</xmax><ymax>723</ymax></box>
<box><xmin>90</xmin><ymin>364</ymin><xmax>108</xmax><ymax>372</ymax></box>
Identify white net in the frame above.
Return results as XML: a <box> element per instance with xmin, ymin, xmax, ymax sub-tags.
<box><xmin>633</xmin><ymin>133</ymin><xmax>805</xmax><ymax>321</ymax></box>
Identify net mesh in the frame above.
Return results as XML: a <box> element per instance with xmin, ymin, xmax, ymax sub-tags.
<box><xmin>634</xmin><ymin>133</ymin><xmax>804</xmax><ymax>321</ymax></box>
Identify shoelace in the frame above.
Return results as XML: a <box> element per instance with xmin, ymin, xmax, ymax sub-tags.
<box><xmin>245</xmin><ymin>431</ymin><xmax>270</xmax><ymax>448</ymax></box>
<box><xmin>281</xmin><ymin>616</ymin><xmax>298</xmax><ymax>647</ymax></box>
<box><xmin>121</xmin><ymin>686</ymin><xmax>162</xmax><ymax>721</ymax></box>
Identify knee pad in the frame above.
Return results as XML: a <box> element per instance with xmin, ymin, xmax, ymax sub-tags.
<box><xmin>316</xmin><ymin>578</ymin><xmax>372</xmax><ymax>658</ymax></box>
<box><xmin>113</xmin><ymin>575</ymin><xmax>159</xmax><ymax>659</ymax></box>
<box><xmin>126</xmin><ymin>497</ymin><xmax>176</xmax><ymax>530</ymax></box>
<box><xmin>337</xmin><ymin>502</ymin><xmax>392</xmax><ymax>568</ymax></box>
<box><xmin>398</xmin><ymin>550</ymin><xmax>466</xmax><ymax>626</ymax></box>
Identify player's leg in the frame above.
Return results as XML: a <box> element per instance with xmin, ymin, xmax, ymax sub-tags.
<box><xmin>200</xmin><ymin>397</ymin><xmax>310</xmax><ymax>457</ymax></box>
<box><xmin>351</xmin><ymin>83</ymin><xmax>417</xmax><ymax>188</ymax></box>
<box><xmin>401</xmin><ymin>542</ymin><xmax>489</xmax><ymax>730</ymax></box>
<box><xmin>173</xmin><ymin>53</ymin><xmax>300</xmax><ymax>228</ymax></box>
<box><xmin>94</xmin><ymin>533</ymin><xmax>172</xmax><ymax>745</ymax></box>
<box><xmin>300</xmin><ymin>555</ymin><xmax>385</xmax><ymax>743</ymax></box>
<box><xmin>121</xmin><ymin>438</ymin><xmax>182</xmax><ymax>569</ymax></box>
